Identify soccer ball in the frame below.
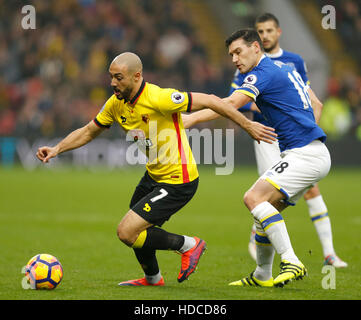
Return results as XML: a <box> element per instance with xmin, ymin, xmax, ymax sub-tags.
<box><xmin>25</xmin><ymin>254</ymin><xmax>63</xmax><ymax>290</ymax></box>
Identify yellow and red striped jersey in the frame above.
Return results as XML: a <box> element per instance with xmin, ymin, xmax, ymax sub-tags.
<box><xmin>94</xmin><ymin>80</ymin><xmax>198</xmax><ymax>184</ymax></box>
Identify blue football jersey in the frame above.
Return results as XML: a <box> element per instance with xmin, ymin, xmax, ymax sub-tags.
<box><xmin>233</xmin><ymin>55</ymin><xmax>326</xmax><ymax>152</ymax></box>
<box><xmin>229</xmin><ymin>48</ymin><xmax>310</xmax><ymax>125</ymax></box>
<box><xmin>266</xmin><ymin>49</ymin><xmax>309</xmax><ymax>85</ymax></box>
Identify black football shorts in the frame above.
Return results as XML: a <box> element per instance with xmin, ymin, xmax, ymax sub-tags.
<box><xmin>130</xmin><ymin>171</ymin><xmax>199</xmax><ymax>226</ymax></box>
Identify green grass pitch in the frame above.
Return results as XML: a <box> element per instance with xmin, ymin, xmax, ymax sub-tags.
<box><xmin>0</xmin><ymin>165</ymin><xmax>360</xmax><ymax>300</ymax></box>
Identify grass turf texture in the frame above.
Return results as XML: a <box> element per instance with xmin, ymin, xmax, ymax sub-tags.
<box><xmin>0</xmin><ymin>166</ymin><xmax>359</xmax><ymax>300</ymax></box>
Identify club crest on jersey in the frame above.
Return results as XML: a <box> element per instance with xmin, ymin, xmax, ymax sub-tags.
<box><xmin>171</xmin><ymin>92</ymin><xmax>185</xmax><ymax>104</ymax></box>
<box><xmin>244</xmin><ymin>74</ymin><xmax>257</xmax><ymax>84</ymax></box>
<box><xmin>141</xmin><ymin>114</ymin><xmax>150</xmax><ymax>124</ymax></box>
<box><xmin>286</xmin><ymin>62</ymin><xmax>296</xmax><ymax>69</ymax></box>
<box><xmin>274</xmin><ymin>61</ymin><xmax>284</xmax><ymax>68</ymax></box>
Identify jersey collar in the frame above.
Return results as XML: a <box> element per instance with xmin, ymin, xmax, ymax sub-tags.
<box><xmin>256</xmin><ymin>54</ymin><xmax>267</xmax><ymax>66</ymax></box>
<box><xmin>265</xmin><ymin>48</ymin><xmax>283</xmax><ymax>58</ymax></box>
<box><xmin>129</xmin><ymin>79</ymin><xmax>146</xmax><ymax>105</ymax></box>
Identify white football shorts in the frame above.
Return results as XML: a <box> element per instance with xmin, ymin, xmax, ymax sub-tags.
<box><xmin>258</xmin><ymin>140</ymin><xmax>331</xmax><ymax>205</ymax></box>
<box><xmin>254</xmin><ymin>140</ymin><xmax>282</xmax><ymax>176</ymax></box>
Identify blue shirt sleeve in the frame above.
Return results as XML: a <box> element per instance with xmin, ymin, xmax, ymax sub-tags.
<box><xmin>294</xmin><ymin>56</ymin><xmax>309</xmax><ymax>85</ymax></box>
<box><xmin>234</xmin><ymin>68</ymin><xmax>272</xmax><ymax>101</ymax></box>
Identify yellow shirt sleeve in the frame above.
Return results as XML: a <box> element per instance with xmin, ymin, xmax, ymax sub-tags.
<box><xmin>94</xmin><ymin>95</ymin><xmax>115</xmax><ymax>128</ymax></box>
<box><xmin>156</xmin><ymin>88</ymin><xmax>192</xmax><ymax>115</ymax></box>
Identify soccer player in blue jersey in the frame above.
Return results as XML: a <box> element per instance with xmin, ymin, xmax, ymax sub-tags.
<box><xmin>183</xmin><ymin>28</ymin><xmax>332</xmax><ymax>287</ymax></box>
<box><xmin>229</xmin><ymin>13</ymin><xmax>346</xmax><ymax>268</ymax></box>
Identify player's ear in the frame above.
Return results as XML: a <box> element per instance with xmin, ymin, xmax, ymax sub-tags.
<box><xmin>277</xmin><ymin>27</ymin><xmax>282</xmax><ymax>37</ymax></box>
<box><xmin>134</xmin><ymin>71</ymin><xmax>141</xmax><ymax>82</ymax></box>
<box><xmin>253</xmin><ymin>41</ymin><xmax>261</xmax><ymax>53</ymax></box>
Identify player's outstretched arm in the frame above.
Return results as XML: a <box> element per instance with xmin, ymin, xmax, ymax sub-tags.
<box><xmin>190</xmin><ymin>92</ymin><xmax>277</xmax><ymax>144</ymax></box>
<box><xmin>181</xmin><ymin>109</ymin><xmax>220</xmax><ymax>129</ymax></box>
<box><xmin>182</xmin><ymin>100</ymin><xmax>261</xmax><ymax>129</ymax></box>
<box><xmin>308</xmin><ymin>88</ymin><xmax>323</xmax><ymax>124</ymax></box>
<box><xmin>36</xmin><ymin>120</ymin><xmax>104</xmax><ymax>163</ymax></box>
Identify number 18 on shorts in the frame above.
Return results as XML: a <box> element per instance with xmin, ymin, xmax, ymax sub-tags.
<box><xmin>260</xmin><ymin>140</ymin><xmax>331</xmax><ymax>205</ymax></box>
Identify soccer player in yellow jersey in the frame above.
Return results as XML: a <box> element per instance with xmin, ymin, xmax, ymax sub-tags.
<box><xmin>36</xmin><ymin>52</ymin><xmax>277</xmax><ymax>286</ymax></box>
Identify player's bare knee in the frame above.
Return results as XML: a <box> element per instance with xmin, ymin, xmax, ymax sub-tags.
<box><xmin>116</xmin><ymin>223</ymin><xmax>133</xmax><ymax>247</ymax></box>
<box><xmin>243</xmin><ymin>190</ymin><xmax>257</xmax><ymax>211</ymax></box>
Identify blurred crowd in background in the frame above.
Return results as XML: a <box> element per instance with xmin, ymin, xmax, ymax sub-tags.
<box><xmin>0</xmin><ymin>0</ymin><xmax>233</xmax><ymax>139</ymax></box>
<box><xmin>316</xmin><ymin>0</ymin><xmax>361</xmax><ymax>140</ymax></box>
<box><xmin>0</xmin><ymin>0</ymin><xmax>360</xmax><ymax>141</ymax></box>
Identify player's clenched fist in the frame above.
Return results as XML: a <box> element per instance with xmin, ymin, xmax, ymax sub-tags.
<box><xmin>36</xmin><ymin>146</ymin><xmax>58</xmax><ymax>163</ymax></box>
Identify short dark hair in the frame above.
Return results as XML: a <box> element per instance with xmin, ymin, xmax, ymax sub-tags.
<box><xmin>255</xmin><ymin>13</ymin><xmax>280</xmax><ymax>27</ymax></box>
<box><xmin>225</xmin><ymin>28</ymin><xmax>264</xmax><ymax>51</ymax></box>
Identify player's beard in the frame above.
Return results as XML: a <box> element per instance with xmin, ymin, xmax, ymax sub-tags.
<box><xmin>116</xmin><ymin>86</ymin><xmax>133</xmax><ymax>101</ymax></box>
<box><xmin>264</xmin><ymin>41</ymin><xmax>278</xmax><ymax>53</ymax></box>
